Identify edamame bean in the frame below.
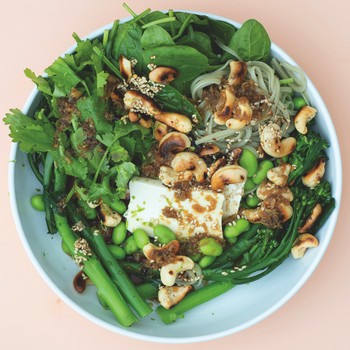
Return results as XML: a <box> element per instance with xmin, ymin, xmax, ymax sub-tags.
<box><xmin>252</xmin><ymin>160</ymin><xmax>274</xmax><ymax>185</ymax></box>
<box><xmin>78</xmin><ymin>199</ymin><xmax>97</xmax><ymax>220</ymax></box>
<box><xmin>224</xmin><ymin>218</ymin><xmax>250</xmax><ymax>239</ymax></box>
<box><xmin>133</xmin><ymin>228</ymin><xmax>150</xmax><ymax>249</ymax></box>
<box><xmin>153</xmin><ymin>224</ymin><xmax>176</xmax><ymax>245</ymax></box>
<box><xmin>244</xmin><ymin>178</ymin><xmax>256</xmax><ymax>192</ymax></box>
<box><xmin>31</xmin><ymin>194</ymin><xmax>45</xmax><ymax>211</ymax></box>
<box><xmin>199</xmin><ymin>238</ymin><xmax>223</xmax><ymax>257</ymax></box>
<box><xmin>103</xmin><ymin>195</ymin><xmax>127</xmax><ymax>214</ymax></box>
<box><xmin>123</xmin><ymin>236</ymin><xmax>138</xmax><ymax>255</ymax></box>
<box><xmin>239</xmin><ymin>149</ymin><xmax>258</xmax><ymax>177</ymax></box>
<box><xmin>226</xmin><ymin>236</ymin><xmax>237</xmax><ymax>244</ymax></box>
<box><xmin>108</xmin><ymin>244</ymin><xmax>126</xmax><ymax>260</ymax></box>
<box><xmin>246</xmin><ymin>192</ymin><xmax>259</xmax><ymax>208</ymax></box>
<box><xmin>293</xmin><ymin>96</ymin><xmax>307</xmax><ymax>110</ymax></box>
<box><xmin>199</xmin><ymin>255</ymin><xmax>216</xmax><ymax>269</ymax></box>
<box><xmin>112</xmin><ymin>221</ymin><xmax>127</xmax><ymax>245</ymax></box>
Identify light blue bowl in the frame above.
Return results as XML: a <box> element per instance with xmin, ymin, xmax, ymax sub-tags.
<box><xmin>8</xmin><ymin>12</ymin><xmax>342</xmax><ymax>344</ymax></box>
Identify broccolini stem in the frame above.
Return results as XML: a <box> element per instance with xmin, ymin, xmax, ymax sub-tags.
<box><xmin>50</xmin><ymin>157</ymin><xmax>137</xmax><ymax>326</ymax></box>
<box><xmin>156</xmin><ymin>281</ymin><xmax>234</xmax><ymax>324</ymax></box>
<box><xmin>67</xmin><ymin>207</ymin><xmax>153</xmax><ymax>318</ymax></box>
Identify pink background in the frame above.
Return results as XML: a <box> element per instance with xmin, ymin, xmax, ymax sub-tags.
<box><xmin>0</xmin><ymin>0</ymin><xmax>348</xmax><ymax>348</ymax></box>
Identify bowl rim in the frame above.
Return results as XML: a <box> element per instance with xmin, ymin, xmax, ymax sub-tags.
<box><xmin>8</xmin><ymin>10</ymin><xmax>343</xmax><ymax>344</ymax></box>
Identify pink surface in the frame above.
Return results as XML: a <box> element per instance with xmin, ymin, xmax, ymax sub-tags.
<box><xmin>0</xmin><ymin>0</ymin><xmax>348</xmax><ymax>348</ymax></box>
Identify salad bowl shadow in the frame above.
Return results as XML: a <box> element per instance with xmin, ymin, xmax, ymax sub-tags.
<box><xmin>8</xmin><ymin>12</ymin><xmax>342</xmax><ymax>343</ymax></box>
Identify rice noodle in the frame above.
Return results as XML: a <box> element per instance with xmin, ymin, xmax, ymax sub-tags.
<box><xmin>192</xmin><ymin>57</ymin><xmax>309</xmax><ymax>151</ymax></box>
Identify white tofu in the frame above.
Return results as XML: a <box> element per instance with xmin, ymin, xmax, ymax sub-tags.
<box><xmin>124</xmin><ymin>177</ymin><xmax>244</xmax><ymax>239</ymax></box>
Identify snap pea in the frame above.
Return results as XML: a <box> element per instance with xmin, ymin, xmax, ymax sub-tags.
<box><xmin>252</xmin><ymin>159</ymin><xmax>274</xmax><ymax>185</ymax></box>
<box><xmin>124</xmin><ymin>236</ymin><xmax>138</xmax><ymax>255</ymax></box>
<box><xmin>30</xmin><ymin>194</ymin><xmax>45</xmax><ymax>212</ymax></box>
<box><xmin>246</xmin><ymin>192</ymin><xmax>260</xmax><ymax>207</ymax></box>
<box><xmin>112</xmin><ymin>221</ymin><xmax>127</xmax><ymax>245</ymax></box>
<box><xmin>224</xmin><ymin>218</ymin><xmax>250</xmax><ymax>239</ymax></box>
<box><xmin>133</xmin><ymin>228</ymin><xmax>150</xmax><ymax>249</ymax></box>
<box><xmin>153</xmin><ymin>224</ymin><xmax>176</xmax><ymax>244</ymax></box>
<box><xmin>199</xmin><ymin>255</ymin><xmax>216</xmax><ymax>269</ymax></box>
<box><xmin>199</xmin><ymin>238</ymin><xmax>223</xmax><ymax>257</ymax></box>
<box><xmin>239</xmin><ymin>149</ymin><xmax>258</xmax><ymax>177</ymax></box>
<box><xmin>108</xmin><ymin>245</ymin><xmax>126</xmax><ymax>260</ymax></box>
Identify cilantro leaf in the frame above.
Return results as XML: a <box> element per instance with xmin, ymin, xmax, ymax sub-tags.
<box><xmin>24</xmin><ymin>69</ymin><xmax>52</xmax><ymax>96</ymax></box>
<box><xmin>45</xmin><ymin>56</ymin><xmax>85</xmax><ymax>97</ymax></box>
<box><xmin>3</xmin><ymin>109</ymin><xmax>55</xmax><ymax>153</ymax></box>
<box><xmin>115</xmin><ymin>162</ymin><xmax>138</xmax><ymax>198</ymax></box>
<box><xmin>77</xmin><ymin>95</ymin><xmax>112</xmax><ymax>134</ymax></box>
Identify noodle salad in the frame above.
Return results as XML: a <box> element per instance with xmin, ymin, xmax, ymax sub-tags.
<box><xmin>4</xmin><ymin>6</ymin><xmax>335</xmax><ymax>326</ymax></box>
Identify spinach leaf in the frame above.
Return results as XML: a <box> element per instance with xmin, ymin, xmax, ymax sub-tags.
<box><xmin>141</xmin><ymin>25</ymin><xmax>175</xmax><ymax>49</ymax></box>
<box><xmin>143</xmin><ymin>11</ymin><xmax>181</xmax><ymax>32</ymax></box>
<box><xmin>154</xmin><ymin>85</ymin><xmax>201</xmax><ymax>124</ymax></box>
<box><xmin>143</xmin><ymin>45</ymin><xmax>209</xmax><ymax>83</ymax></box>
<box><xmin>111</xmin><ymin>21</ymin><xmax>143</xmax><ymax>72</ymax></box>
<box><xmin>175</xmin><ymin>26</ymin><xmax>217</xmax><ymax>60</ymax></box>
<box><xmin>206</xmin><ymin>18</ymin><xmax>236</xmax><ymax>45</ymax></box>
<box><xmin>229</xmin><ymin>19</ymin><xmax>271</xmax><ymax>61</ymax></box>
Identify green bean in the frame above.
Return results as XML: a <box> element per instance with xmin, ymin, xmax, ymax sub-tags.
<box><xmin>244</xmin><ymin>178</ymin><xmax>256</xmax><ymax>192</ymax></box>
<box><xmin>199</xmin><ymin>238</ymin><xmax>223</xmax><ymax>257</ymax></box>
<box><xmin>224</xmin><ymin>218</ymin><xmax>250</xmax><ymax>239</ymax></box>
<box><xmin>246</xmin><ymin>193</ymin><xmax>260</xmax><ymax>207</ymax></box>
<box><xmin>239</xmin><ymin>149</ymin><xmax>258</xmax><ymax>177</ymax></box>
<box><xmin>199</xmin><ymin>255</ymin><xmax>216</xmax><ymax>269</ymax></box>
<box><xmin>293</xmin><ymin>96</ymin><xmax>307</xmax><ymax>110</ymax></box>
<box><xmin>112</xmin><ymin>221</ymin><xmax>127</xmax><ymax>245</ymax></box>
<box><xmin>31</xmin><ymin>194</ymin><xmax>45</xmax><ymax>211</ymax></box>
<box><xmin>108</xmin><ymin>245</ymin><xmax>126</xmax><ymax>260</ymax></box>
<box><xmin>252</xmin><ymin>160</ymin><xmax>274</xmax><ymax>185</ymax></box>
<box><xmin>124</xmin><ymin>236</ymin><xmax>138</xmax><ymax>255</ymax></box>
<box><xmin>133</xmin><ymin>228</ymin><xmax>150</xmax><ymax>249</ymax></box>
<box><xmin>153</xmin><ymin>224</ymin><xmax>176</xmax><ymax>244</ymax></box>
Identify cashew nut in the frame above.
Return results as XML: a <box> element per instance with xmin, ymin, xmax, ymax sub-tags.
<box><xmin>267</xmin><ymin>163</ymin><xmax>292</xmax><ymax>187</ymax></box>
<box><xmin>214</xmin><ymin>86</ymin><xmax>236</xmax><ymax>125</ymax></box>
<box><xmin>159</xmin><ymin>132</ymin><xmax>191</xmax><ymax>157</ymax></box>
<box><xmin>159</xmin><ymin>166</ymin><xmax>193</xmax><ymax>187</ymax></box>
<box><xmin>228</xmin><ymin>61</ymin><xmax>247</xmax><ymax>86</ymax></box>
<box><xmin>153</xmin><ymin>121</ymin><xmax>171</xmax><ymax>142</ymax></box>
<box><xmin>160</xmin><ymin>256</ymin><xmax>195</xmax><ymax>286</ymax></box>
<box><xmin>119</xmin><ymin>55</ymin><xmax>133</xmax><ymax>82</ymax></box>
<box><xmin>291</xmin><ymin>233</ymin><xmax>319</xmax><ymax>259</ymax></box>
<box><xmin>154</xmin><ymin>112</ymin><xmax>192</xmax><ymax>133</ymax></box>
<box><xmin>149</xmin><ymin>66</ymin><xmax>178</xmax><ymax>84</ymax></box>
<box><xmin>299</xmin><ymin>203</ymin><xmax>322</xmax><ymax>233</ymax></box>
<box><xmin>302</xmin><ymin>158</ymin><xmax>326</xmax><ymax>188</ymax></box>
<box><xmin>143</xmin><ymin>240</ymin><xmax>180</xmax><ymax>263</ymax></box>
<box><xmin>294</xmin><ymin>106</ymin><xmax>317</xmax><ymax>134</ymax></box>
<box><xmin>198</xmin><ymin>143</ymin><xmax>221</xmax><ymax>157</ymax></box>
<box><xmin>210</xmin><ymin>165</ymin><xmax>247</xmax><ymax>191</ymax></box>
<box><xmin>171</xmin><ymin>152</ymin><xmax>207</xmax><ymax>183</ymax></box>
<box><xmin>123</xmin><ymin>90</ymin><xmax>162</xmax><ymax>116</ymax></box>
<box><xmin>260</xmin><ymin>123</ymin><xmax>296</xmax><ymax>158</ymax></box>
<box><xmin>128</xmin><ymin>111</ymin><xmax>140</xmax><ymax>123</ymax></box>
<box><xmin>138</xmin><ymin>116</ymin><xmax>152</xmax><ymax>129</ymax></box>
<box><xmin>158</xmin><ymin>285</ymin><xmax>192</xmax><ymax>309</ymax></box>
<box><xmin>208</xmin><ymin>158</ymin><xmax>227</xmax><ymax>179</ymax></box>
<box><xmin>257</xmin><ymin>180</ymin><xmax>294</xmax><ymax>202</ymax></box>
<box><xmin>98</xmin><ymin>203</ymin><xmax>122</xmax><ymax>227</ymax></box>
